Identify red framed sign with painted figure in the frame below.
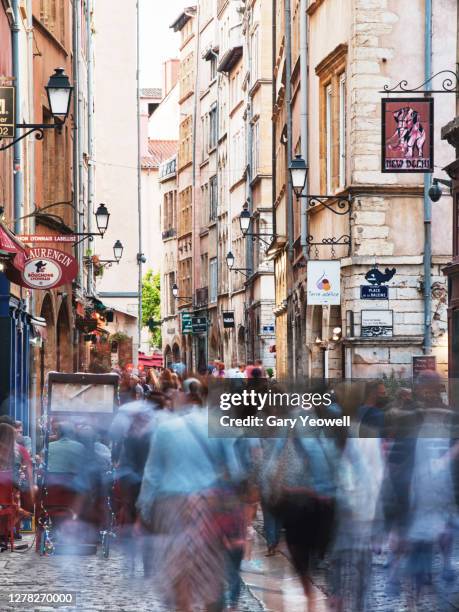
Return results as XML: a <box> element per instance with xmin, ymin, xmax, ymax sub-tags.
<box><xmin>381</xmin><ymin>97</ymin><xmax>434</xmax><ymax>173</ymax></box>
<box><xmin>4</xmin><ymin>246</ymin><xmax>78</xmax><ymax>289</ymax></box>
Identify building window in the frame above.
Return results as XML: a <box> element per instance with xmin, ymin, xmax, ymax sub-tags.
<box><xmin>178</xmin><ymin>258</ymin><xmax>192</xmax><ymax>304</ymax></box>
<box><xmin>168</xmin><ymin>272</ymin><xmax>176</xmax><ymax>315</ymax></box>
<box><xmin>316</xmin><ymin>44</ymin><xmax>348</xmax><ymax>193</ymax></box>
<box><xmin>179</xmin><ymin>115</ymin><xmax>193</xmax><ymax>168</ymax></box>
<box><xmin>178</xmin><ymin>187</ymin><xmax>192</xmax><ymax>237</ymax></box>
<box><xmin>209</xmin><ymin>257</ymin><xmax>217</xmax><ymax>303</ymax></box>
<box><xmin>339</xmin><ymin>73</ymin><xmax>346</xmax><ymax>188</ymax></box>
<box><xmin>325</xmin><ymin>84</ymin><xmax>332</xmax><ymax>194</ymax></box>
<box><xmin>201</xmin><ymin>253</ymin><xmax>208</xmax><ymax>288</ymax></box>
<box><xmin>180</xmin><ymin>52</ymin><xmax>194</xmax><ymax>100</ymax></box>
<box><xmin>210</xmin><ymin>55</ymin><xmax>217</xmax><ymax>81</ymax></box>
<box><xmin>208</xmin><ymin>104</ymin><xmax>217</xmax><ymax>151</ymax></box>
<box><xmin>251</xmin><ymin>28</ymin><xmax>260</xmax><ymax>82</ymax></box>
<box><xmin>253</xmin><ymin>120</ymin><xmax>260</xmax><ymax>176</ymax></box>
<box><xmin>209</xmin><ymin>175</ymin><xmax>217</xmax><ymax>221</ymax></box>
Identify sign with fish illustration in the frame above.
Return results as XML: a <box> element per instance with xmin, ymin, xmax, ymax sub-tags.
<box><xmin>307</xmin><ymin>260</ymin><xmax>341</xmax><ymax>305</ymax></box>
<box><xmin>365</xmin><ymin>267</ymin><xmax>396</xmax><ymax>286</ymax></box>
<box><xmin>381</xmin><ymin>98</ymin><xmax>434</xmax><ymax>173</ymax></box>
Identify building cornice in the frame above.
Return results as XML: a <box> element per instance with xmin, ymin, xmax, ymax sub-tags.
<box><xmin>315</xmin><ymin>43</ymin><xmax>348</xmax><ymax>77</ymax></box>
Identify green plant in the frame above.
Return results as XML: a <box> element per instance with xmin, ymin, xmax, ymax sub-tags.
<box><xmin>110</xmin><ymin>331</ymin><xmax>130</xmax><ymax>343</ymax></box>
<box><xmin>382</xmin><ymin>370</ymin><xmax>405</xmax><ymax>399</ymax></box>
<box><xmin>142</xmin><ymin>269</ymin><xmax>161</xmax><ymax>348</ymax></box>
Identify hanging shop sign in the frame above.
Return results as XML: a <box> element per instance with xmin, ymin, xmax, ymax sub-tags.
<box><xmin>192</xmin><ymin>316</ymin><xmax>208</xmax><ymax>334</ymax></box>
<box><xmin>361</xmin><ymin>309</ymin><xmax>393</xmax><ymax>338</ymax></box>
<box><xmin>181</xmin><ymin>312</ymin><xmax>193</xmax><ymax>335</ymax></box>
<box><xmin>381</xmin><ymin>98</ymin><xmax>434</xmax><ymax>173</ymax></box>
<box><xmin>412</xmin><ymin>355</ymin><xmax>437</xmax><ymax>380</ymax></box>
<box><xmin>17</xmin><ymin>234</ymin><xmax>77</xmax><ymax>244</ymax></box>
<box><xmin>222</xmin><ymin>311</ymin><xmax>235</xmax><ymax>328</ymax></box>
<box><xmin>307</xmin><ymin>260</ymin><xmax>341</xmax><ymax>305</ymax></box>
<box><xmin>5</xmin><ymin>247</ymin><xmax>78</xmax><ymax>289</ymax></box>
<box><xmin>0</xmin><ymin>86</ymin><xmax>15</xmax><ymax>138</ymax></box>
<box><xmin>361</xmin><ymin>285</ymin><xmax>389</xmax><ymax>300</ymax></box>
<box><xmin>262</xmin><ymin>324</ymin><xmax>275</xmax><ymax>334</ymax></box>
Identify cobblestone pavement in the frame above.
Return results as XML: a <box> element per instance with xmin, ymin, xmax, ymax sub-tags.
<box><xmin>249</xmin><ymin>518</ymin><xmax>459</xmax><ymax>612</ymax></box>
<box><xmin>4</xmin><ymin>530</ymin><xmax>459</xmax><ymax>611</ymax></box>
<box><xmin>0</xmin><ymin>536</ymin><xmax>263</xmax><ymax>612</ymax></box>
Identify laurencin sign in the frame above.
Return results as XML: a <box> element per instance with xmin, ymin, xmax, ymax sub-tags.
<box><xmin>20</xmin><ymin>247</ymin><xmax>78</xmax><ymax>289</ymax></box>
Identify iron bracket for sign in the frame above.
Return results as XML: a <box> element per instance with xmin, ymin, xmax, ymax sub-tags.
<box><xmin>380</xmin><ymin>69</ymin><xmax>459</xmax><ymax>94</ymax></box>
<box><xmin>306</xmin><ymin>234</ymin><xmax>351</xmax><ymax>258</ymax></box>
<box><xmin>229</xmin><ymin>267</ymin><xmax>251</xmax><ymax>279</ymax></box>
<box><xmin>0</xmin><ymin>122</ymin><xmax>61</xmax><ymax>152</ymax></box>
<box><xmin>305</xmin><ymin>194</ymin><xmax>353</xmax><ymax>215</ymax></box>
<box><xmin>244</xmin><ymin>232</ymin><xmax>274</xmax><ymax>247</ymax></box>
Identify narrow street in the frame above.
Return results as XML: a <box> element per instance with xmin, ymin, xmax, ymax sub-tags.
<box><xmin>4</xmin><ymin>527</ymin><xmax>459</xmax><ymax>611</ymax></box>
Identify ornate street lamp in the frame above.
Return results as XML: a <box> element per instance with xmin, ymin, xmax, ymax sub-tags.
<box><xmin>95</xmin><ymin>203</ymin><xmax>110</xmax><ymax>236</ymax></box>
<box><xmin>171</xmin><ymin>282</ymin><xmax>192</xmax><ymax>301</ymax></box>
<box><xmin>97</xmin><ymin>240</ymin><xmax>124</xmax><ymax>269</ymax></box>
<box><xmin>45</xmin><ymin>68</ymin><xmax>74</xmax><ymax>121</ymax></box>
<box><xmin>288</xmin><ymin>154</ymin><xmax>353</xmax><ymax>257</ymax></box>
<box><xmin>289</xmin><ymin>154</ymin><xmax>308</xmax><ymax>197</ymax></box>
<box><xmin>226</xmin><ymin>251</ymin><xmax>250</xmax><ymax>278</ymax></box>
<box><xmin>113</xmin><ymin>240</ymin><xmax>124</xmax><ymax>261</ymax></box>
<box><xmin>237</xmin><ymin>204</ymin><xmax>281</xmax><ymax>246</ymax></box>
<box><xmin>239</xmin><ymin>204</ymin><xmax>252</xmax><ymax>236</ymax></box>
<box><xmin>0</xmin><ymin>68</ymin><xmax>74</xmax><ymax>152</ymax></box>
<box><xmin>226</xmin><ymin>251</ymin><xmax>235</xmax><ymax>270</ymax></box>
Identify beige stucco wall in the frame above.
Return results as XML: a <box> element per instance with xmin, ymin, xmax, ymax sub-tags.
<box><xmin>92</xmin><ymin>0</ymin><xmax>140</xmax><ymax>347</ymax></box>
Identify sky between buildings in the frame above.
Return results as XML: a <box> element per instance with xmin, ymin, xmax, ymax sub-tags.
<box><xmin>140</xmin><ymin>0</ymin><xmax>186</xmax><ymax>88</ymax></box>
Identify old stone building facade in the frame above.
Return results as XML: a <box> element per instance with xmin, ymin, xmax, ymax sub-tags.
<box><xmin>161</xmin><ymin>0</ymin><xmax>456</xmax><ymax>380</ymax></box>
<box><xmin>272</xmin><ymin>0</ymin><xmax>455</xmax><ymax>380</ymax></box>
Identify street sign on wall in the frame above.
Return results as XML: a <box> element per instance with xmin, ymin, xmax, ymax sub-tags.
<box><xmin>17</xmin><ymin>234</ymin><xmax>77</xmax><ymax>244</ymax></box>
<box><xmin>381</xmin><ymin>98</ymin><xmax>434</xmax><ymax>173</ymax></box>
<box><xmin>181</xmin><ymin>312</ymin><xmax>193</xmax><ymax>334</ymax></box>
<box><xmin>0</xmin><ymin>86</ymin><xmax>15</xmax><ymax>138</ymax></box>
<box><xmin>307</xmin><ymin>260</ymin><xmax>341</xmax><ymax>305</ymax></box>
<box><xmin>192</xmin><ymin>316</ymin><xmax>207</xmax><ymax>334</ymax></box>
<box><xmin>361</xmin><ymin>310</ymin><xmax>393</xmax><ymax>338</ymax></box>
<box><xmin>360</xmin><ymin>285</ymin><xmax>389</xmax><ymax>300</ymax></box>
<box><xmin>412</xmin><ymin>355</ymin><xmax>436</xmax><ymax>380</ymax></box>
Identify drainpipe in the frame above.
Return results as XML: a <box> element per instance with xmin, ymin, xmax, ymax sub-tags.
<box><xmin>246</xmin><ymin>8</ymin><xmax>254</xmax><ymax>362</ymax></box>
<box><xmin>136</xmin><ymin>0</ymin><xmax>143</xmax><ymax>354</ymax></box>
<box><xmin>423</xmin><ymin>0</ymin><xmax>432</xmax><ymax>354</ymax></box>
<box><xmin>11</xmin><ymin>0</ymin><xmax>23</xmax><ymax>234</ymax></box>
<box><xmin>272</xmin><ymin>0</ymin><xmax>276</xmax><ymax>238</ymax></box>
<box><xmin>27</xmin><ymin>0</ymin><xmax>36</xmax><ymax>453</ymax></box>
<box><xmin>87</xmin><ymin>0</ymin><xmax>95</xmax><ymax>295</ymax></box>
<box><xmin>190</xmin><ymin>5</ymin><xmax>200</xmax><ymax>370</ymax></box>
<box><xmin>284</xmin><ymin>0</ymin><xmax>294</xmax><ymax>261</ymax></box>
<box><xmin>300</xmin><ymin>0</ymin><xmax>309</xmax><ymax>260</ymax></box>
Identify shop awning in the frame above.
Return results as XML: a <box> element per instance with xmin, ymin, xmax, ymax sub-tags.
<box><xmin>0</xmin><ymin>222</ymin><xmax>29</xmax><ymax>272</ymax></box>
<box><xmin>138</xmin><ymin>353</ymin><xmax>163</xmax><ymax>368</ymax></box>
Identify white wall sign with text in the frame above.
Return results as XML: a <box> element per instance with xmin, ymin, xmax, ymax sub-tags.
<box><xmin>361</xmin><ymin>310</ymin><xmax>394</xmax><ymax>338</ymax></box>
<box><xmin>307</xmin><ymin>260</ymin><xmax>341</xmax><ymax>305</ymax></box>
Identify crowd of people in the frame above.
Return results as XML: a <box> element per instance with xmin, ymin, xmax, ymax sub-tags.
<box><xmin>1</xmin><ymin>363</ymin><xmax>459</xmax><ymax>610</ymax></box>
